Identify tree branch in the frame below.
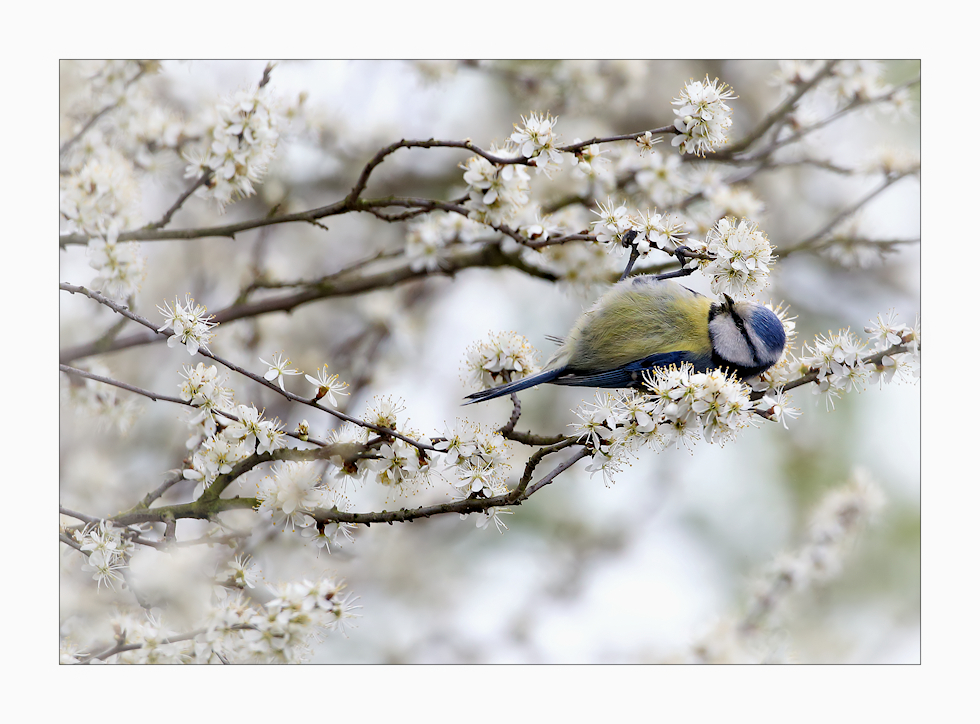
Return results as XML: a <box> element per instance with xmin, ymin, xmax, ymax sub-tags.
<box><xmin>59</xmin><ymin>242</ymin><xmax>557</xmax><ymax>363</ymax></box>
<box><xmin>716</xmin><ymin>60</ymin><xmax>839</xmax><ymax>157</ymax></box>
<box><xmin>59</xmin><ymin>283</ymin><xmax>436</xmax><ymax>452</ymax></box>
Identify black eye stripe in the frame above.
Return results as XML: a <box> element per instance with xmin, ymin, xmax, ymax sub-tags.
<box><xmin>729</xmin><ymin>309</ymin><xmax>761</xmax><ymax>365</ymax></box>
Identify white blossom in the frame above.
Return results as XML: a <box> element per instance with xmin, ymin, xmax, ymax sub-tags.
<box><xmin>260</xmin><ymin>352</ymin><xmax>302</xmax><ymax>392</ymax></box>
<box><xmin>461</xmin><ymin>146</ymin><xmax>531</xmax><ymax>225</ymax></box>
<box><xmin>693</xmin><ymin>216</ymin><xmax>774</xmax><ymax>298</ymax></box>
<box><xmin>510</xmin><ymin>112</ymin><xmax>564</xmax><ymax>176</ymax></box>
<box><xmin>465</xmin><ymin>331</ymin><xmax>540</xmax><ymax>391</ymax></box>
<box><xmin>157</xmin><ymin>294</ymin><xmax>217</xmax><ymax>356</ymax></box>
<box><xmin>671</xmin><ymin>76</ymin><xmax>736</xmax><ymax>156</ymax></box>
<box><xmin>437</xmin><ymin>420</ymin><xmax>512</xmax><ymax>496</ymax></box>
<box><xmin>798</xmin><ymin>328</ymin><xmax>881</xmax><ymax>409</ymax></box>
<box><xmin>255</xmin><ymin>462</ymin><xmax>327</xmax><ymax>531</ymax></box>
<box><xmin>305</xmin><ymin>364</ymin><xmax>350</xmax><ymax>406</ymax></box>
<box><xmin>179</xmin><ymin>362</ymin><xmax>234</xmax><ymax>441</ymax></box>
<box><xmin>185</xmin><ymin>84</ymin><xmax>280</xmax><ymax>210</ymax></box>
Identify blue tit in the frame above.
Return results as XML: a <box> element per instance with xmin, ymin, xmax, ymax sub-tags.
<box><xmin>464</xmin><ymin>276</ymin><xmax>786</xmax><ymax>404</ymax></box>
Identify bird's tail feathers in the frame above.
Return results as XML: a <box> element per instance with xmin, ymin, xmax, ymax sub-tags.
<box><xmin>463</xmin><ymin>367</ymin><xmax>565</xmax><ymax>405</ymax></box>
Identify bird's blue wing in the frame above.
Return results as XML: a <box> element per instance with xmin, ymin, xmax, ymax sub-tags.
<box><xmin>553</xmin><ymin>350</ymin><xmax>712</xmax><ymax>388</ymax></box>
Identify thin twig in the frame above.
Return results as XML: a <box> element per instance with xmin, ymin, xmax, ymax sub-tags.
<box><xmin>498</xmin><ymin>393</ymin><xmax>522</xmax><ymax>436</ymax></box>
<box><xmin>59</xmin><ymin>363</ymin><xmax>325</xmax><ymax>447</ymax></box>
<box><xmin>59</xmin><ymin>506</ymin><xmax>102</xmax><ymax>525</ymax></box>
<box><xmin>59</xmin><ymin>284</ymin><xmax>435</xmax><ymax>452</ymax></box>
<box><xmin>59</xmin><ymin>242</ymin><xmax>558</xmax><ymax>363</ymax></box>
<box><xmin>58</xmin><ymin>126</ymin><xmax>674</xmax><ymax>248</ymax></box>
<box><xmin>787</xmin><ymin>170</ymin><xmax>918</xmax><ymax>252</ymax></box>
<box><xmin>525</xmin><ymin>448</ymin><xmax>591</xmax><ymax>497</ymax></box>
<box><xmin>717</xmin><ymin>60</ymin><xmax>839</xmax><ymax>157</ymax></box>
<box><xmin>142</xmin><ymin>172</ymin><xmax>212</xmax><ymax>231</ymax></box>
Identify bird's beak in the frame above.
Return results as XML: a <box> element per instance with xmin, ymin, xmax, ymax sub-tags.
<box><xmin>722</xmin><ymin>294</ymin><xmax>734</xmax><ymax>311</ymax></box>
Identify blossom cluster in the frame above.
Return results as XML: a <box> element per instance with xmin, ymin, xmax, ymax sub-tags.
<box><xmin>183</xmin><ymin>401</ymin><xmax>286</xmax><ymax>486</ymax></box>
<box><xmin>86</xmin><ymin>234</ymin><xmax>146</xmax><ymax>300</ymax></box>
<box><xmin>465</xmin><ymin>331</ymin><xmax>540</xmax><ymax>390</ymax></box>
<box><xmin>242</xmin><ymin>578</ymin><xmax>360</xmax><ymax>661</ymax></box>
<box><xmin>404</xmin><ymin>211</ymin><xmax>497</xmax><ymax>272</ymax></box>
<box><xmin>87</xmin><ymin>59</ymin><xmax>146</xmax><ymax>106</ymax></box>
<box><xmin>255</xmin><ymin>461</ymin><xmax>351</xmax><ymax>547</ymax></box>
<box><xmin>61</xmin><ymin>151</ymin><xmax>147</xmax><ymax>299</ymax></box>
<box><xmin>179</xmin><ymin>362</ymin><xmax>234</xmax><ymax>442</ymax></box>
<box><xmin>71</xmin><ymin>520</ymin><xmax>133</xmax><ymax>591</ymax></box>
<box><xmin>60</xmin><ymin>152</ymin><xmax>143</xmax><ymax>240</ymax></box>
<box><xmin>61</xmin><ymin>61</ymin><xmax>189</xmax><ymax>180</ymax></box>
<box><xmin>184</xmin><ymin>85</ymin><xmax>280</xmax><ymax>210</ymax></box>
<box><xmin>324</xmin><ymin>422</ymin><xmax>375</xmax><ymax>488</ymax></box>
<box><xmin>64</xmin><ymin>575</ymin><xmax>358</xmax><ymax>664</ymax></box>
<box><xmin>795</xmin><ymin>311</ymin><xmax>919</xmax><ymax>410</ymax></box>
<box><xmin>115</xmin><ymin>93</ymin><xmax>187</xmax><ymax>171</ymax></box>
<box><xmin>461</xmin><ymin>148</ymin><xmax>531</xmax><ymax>225</ymax></box>
<box><xmin>436</xmin><ymin>420</ymin><xmax>513</xmax><ymax>497</ymax></box>
<box><xmin>157</xmin><ymin>294</ymin><xmax>217</xmax><ymax>355</ymax></box>
<box><xmin>571</xmin><ymin>365</ymin><xmax>762</xmax><ymax>487</ymax></box>
<box><xmin>671</xmin><ymin>76</ymin><xmax>736</xmax><ymax>156</ymax></box>
<box><xmin>510</xmin><ymin>112</ymin><xmax>564</xmax><ymax>175</ymax></box>
<box><xmin>369</xmin><ymin>438</ymin><xmax>433</xmax><ymax>488</ymax></box>
<box><xmin>799</xmin><ymin>328</ymin><xmax>869</xmax><ymax>409</ymax></box>
<box><xmin>253</xmin><ymin>459</ymin><xmax>357</xmax><ymax>555</ymax></box>
<box><xmin>365</xmin><ymin>398</ymin><xmax>436</xmax><ymax>488</ymax></box>
<box><xmin>685</xmin><ymin>216</ymin><xmax>774</xmax><ymax>298</ymax></box>
<box><xmin>631</xmin><ymin>150</ymin><xmax>686</xmax><ymax>207</ymax></box>
<box><xmin>591</xmin><ymin>199</ymin><xmax>688</xmax><ymax>264</ymax></box>
<box><xmin>459</xmin><ymin>111</ymin><xmax>571</xmax><ymax>226</ymax></box>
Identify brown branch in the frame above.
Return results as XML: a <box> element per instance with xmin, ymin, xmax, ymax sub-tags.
<box><xmin>782</xmin><ymin>170</ymin><xmax>918</xmax><ymax>255</ymax></box>
<box><xmin>498</xmin><ymin>393</ymin><xmax>522</xmax><ymax>437</ymax></box>
<box><xmin>741</xmin><ymin>73</ymin><xmax>921</xmax><ymax>164</ymax></box>
<box><xmin>525</xmin><ymin>448</ymin><xmax>590</xmax><ymax>497</ymax></box>
<box><xmin>59</xmin><ymin>363</ymin><xmax>326</xmax><ymax>447</ymax></box>
<box><xmin>311</xmin><ymin>438</ymin><xmax>583</xmax><ymax>527</ymax></box>
<box><xmin>59</xmin><ymin>242</ymin><xmax>557</xmax><ymax>363</ymax></box>
<box><xmin>749</xmin><ymin>338</ymin><xmax>916</xmax><ymax>402</ymax></box>
<box><xmin>346</xmin><ymin>129</ymin><xmax>675</xmax><ymax>205</ymax></box>
<box><xmin>58</xmin><ymin>125</ymin><xmax>676</xmax><ymax>248</ymax></box>
<box><xmin>140</xmin><ymin>472</ymin><xmax>187</xmax><ymax>508</ymax></box>
<box><xmin>502</xmin><ymin>430</ymin><xmax>569</xmax><ymax>447</ymax></box>
<box><xmin>142</xmin><ymin>171</ymin><xmax>212</xmax><ymax>231</ymax></box>
<box><xmin>59</xmin><ymin>506</ymin><xmax>103</xmax><ymax>525</ymax></box>
<box><xmin>716</xmin><ymin>60</ymin><xmax>839</xmax><ymax>158</ymax></box>
<box><xmin>59</xmin><ymin>284</ymin><xmax>435</xmax><ymax>452</ymax></box>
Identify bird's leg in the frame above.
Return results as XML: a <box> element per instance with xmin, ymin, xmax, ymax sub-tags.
<box><xmin>652</xmin><ymin>245</ymin><xmax>695</xmax><ymax>281</ymax></box>
<box><xmin>619</xmin><ymin>246</ymin><xmax>641</xmax><ymax>282</ymax></box>
<box><xmin>618</xmin><ymin>230</ymin><xmax>641</xmax><ymax>281</ymax></box>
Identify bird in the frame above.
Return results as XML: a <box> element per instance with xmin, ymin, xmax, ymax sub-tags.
<box><xmin>464</xmin><ymin>275</ymin><xmax>786</xmax><ymax>404</ymax></box>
